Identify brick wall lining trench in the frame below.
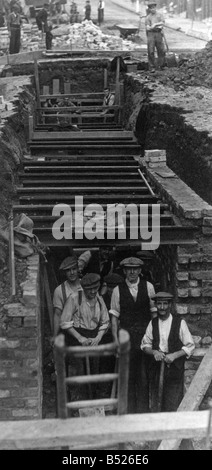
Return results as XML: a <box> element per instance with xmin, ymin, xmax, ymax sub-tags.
<box><xmin>0</xmin><ymin>62</ymin><xmax>212</xmax><ymax>421</ymax></box>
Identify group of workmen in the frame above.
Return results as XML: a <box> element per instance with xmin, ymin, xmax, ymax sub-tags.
<box><xmin>53</xmin><ymin>247</ymin><xmax>195</xmax><ymax>414</ymax></box>
<box><xmin>5</xmin><ymin>0</ymin><xmax>166</xmax><ymax>72</ymax></box>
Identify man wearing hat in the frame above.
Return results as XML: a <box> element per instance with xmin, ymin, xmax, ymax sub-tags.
<box><xmin>60</xmin><ymin>273</ymin><xmax>109</xmax><ymax>347</ymax></box>
<box><xmin>145</xmin><ymin>1</ymin><xmax>165</xmax><ymax>71</ymax></box>
<box><xmin>141</xmin><ymin>292</ymin><xmax>195</xmax><ymax>411</ymax></box>
<box><xmin>53</xmin><ymin>255</ymin><xmax>82</xmax><ymax>338</ymax></box>
<box><xmin>110</xmin><ymin>257</ymin><xmax>157</xmax><ymax>413</ymax></box>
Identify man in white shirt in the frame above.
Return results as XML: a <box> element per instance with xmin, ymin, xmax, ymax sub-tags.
<box><xmin>145</xmin><ymin>1</ymin><xmax>165</xmax><ymax>71</ymax></box>
<box><xmin>110</xmin><ymin>256</ymin><xmax>157</xmax><ymax>413</ymax></box>
<box><xmin>141</xmin><ymin>291</ymin><xmax>195</xmax><ymax>411</ymax></box>
<box><xmin>60</xmin><ymin>272</ymin><xmax>109</xmax><ymax>347</ymax></box>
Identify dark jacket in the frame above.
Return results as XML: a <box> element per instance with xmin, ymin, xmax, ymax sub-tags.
<box><xmin>119</xmin><ymin>280</ymin><xmax>151</xmax><ymax>350</ymax></box>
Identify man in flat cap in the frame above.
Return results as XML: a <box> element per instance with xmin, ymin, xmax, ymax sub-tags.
<box><xmin>53</xmin><ymin>255</ymin><xmax>82</xmax><ymax>338</ymax></box>
<box><xmin>141</xmin><ymin>292</ymin><xmax>195</xmax><ymax>411</ymax></box>
<box><xmin>78</xmin><ymin>246</ymin><xmax>114</xmax><ymax>287</ymax></box>
<box><xmin>60</xmin><ymin>273</ymin><xmax>110</xmax><ymax>347</ymax></box>
<box><xmin>145</xmin><ymin>1</ymin><xmax>165</xmax><ymax>71</ymax></box>
<box><xmin>110</xmin><ymin>256</ymin><xmax>157</xmax><ymax>413</ymax></box>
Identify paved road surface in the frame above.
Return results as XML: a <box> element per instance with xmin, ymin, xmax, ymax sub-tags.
<box><xmin>65</xmin><ymin>0</ymin><xmax>207</xmax><ymax>51</ymax></box>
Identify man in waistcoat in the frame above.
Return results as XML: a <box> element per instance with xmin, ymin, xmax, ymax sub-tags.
<box><xmin>53</xmin><ymin>255</ymin><xmax>82</xmax><ymax>338</ymax></box>
<box><xmin>141</xmin><ymin>292</ymin><xmax>195</xmax><ymax>411</ymax></box>
<box><xmin>110</xmin><ymin>257</ymin><xmax>157</xmax><ymax>413</ymax></box>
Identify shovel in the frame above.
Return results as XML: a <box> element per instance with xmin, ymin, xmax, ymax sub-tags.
<box><xmin>162</xmin><ymin>31</ymin><xmax>178</xmax><ymax>68</ymax></box>
<box><xmin>157</xmin><ymin>360</ymin><xmax>165</xmax><ymax>412</ymax></box>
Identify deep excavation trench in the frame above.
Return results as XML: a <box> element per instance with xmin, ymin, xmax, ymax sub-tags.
<box><xmin>1</xmin><ymin>52</ymin><xmax>212</xmax><ymax>440</ymax></box>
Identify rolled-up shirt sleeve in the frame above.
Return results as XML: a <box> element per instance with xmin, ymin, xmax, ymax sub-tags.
<box><xmin>78</xmin><ymin>250</ymin><xmax>91</xmax><ymax>272</ymax></box>
<box><xmin>53</xmin><ymin>285</ymin><xmax>63</xmax><ymax>311</ymax></box>
<box><xmin>60</xmin><ymin>294</ymin><xmax>76</xmax><ymax>330</ymax></box>
<box><xmin>147</xmin><ymin>282</ymin><xmax>157</xmax><ymax>314</ymax></box>
<box><xmin>109</xmin><ymin>285</ymin><xmax>120</xmax><ymax>318</ymax></box>
<box><xmin>180</xmin><ymin>320</ymin><xmax>195</xmax><ymax>358</ymax></box>
<box><xmin>140</xmin><ymin>321</ymin><xmax>153</xmax><ymax>351</ymax></box>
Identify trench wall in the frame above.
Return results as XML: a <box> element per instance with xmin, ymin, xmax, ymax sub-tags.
<box><xmin>0</xmin><ymin>76</ymin><xmax>43</xmax><ymax>420</ymax></box>
<box><xmin>124</xmin><ymin>74</ymin><xmax>212</xmax><ymax>206</ymax></box>
<box><xmin>0</xmin><ymin>255</ymin><xmax>42</xmax><ymax>420</ymax></box>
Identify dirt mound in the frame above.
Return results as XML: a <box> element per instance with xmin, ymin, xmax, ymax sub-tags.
<box><xmin>144</xmin><ymin>41</ymin><xmax>212</xmax><ymax>91</ymax></box>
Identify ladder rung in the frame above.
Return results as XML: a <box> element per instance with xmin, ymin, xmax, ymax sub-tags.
<box><xmin>66</xmin><ymin>398</ymin><xmax>118</xmax><ymax>410</ymax></box>
<box><xmin>65</xmin><ymin>373</ymin><xmax>118</xmax><ymax>385</ymax></box>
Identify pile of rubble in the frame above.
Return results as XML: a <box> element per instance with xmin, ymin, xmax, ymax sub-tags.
<box><xmin>0</xmin><ymin>20</ymin><xmax>143</xmax><ymax>54</ymax></box>
<box><xmin>51</xmin><ymin>20</ymin><xmax>142</xmax><ymax>51</ymax></box>
<box><xmin>143</xmin><ymin>41</ymin><xmax>212</xmax><ymax>91</ymax></box>
<box><xmin>21</xmin><ymin>23</ymin><xmax>44</xmax><ymax>51</ymax></box>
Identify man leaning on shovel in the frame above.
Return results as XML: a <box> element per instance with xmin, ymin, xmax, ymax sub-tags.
<box><xmin>141</xmin><ymin>292</ymin><xmax>195</xmax><ymax>412</ymax></box>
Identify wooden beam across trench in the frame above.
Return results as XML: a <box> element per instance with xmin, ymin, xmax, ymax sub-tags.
<box><xmin>0</xmin><ymin>410</ymin><xmax>211</xmax><ymax>450</ymax></box>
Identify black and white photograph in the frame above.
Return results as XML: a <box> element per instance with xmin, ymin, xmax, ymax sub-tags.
<box><xmin>0</xmin><ymin>0</ymin><xmax>212</xmax><ymax>460</ymax></box>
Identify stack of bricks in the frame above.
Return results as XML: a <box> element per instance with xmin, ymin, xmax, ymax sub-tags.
<box><xmin>0</xmin><ymin>254</ymin><xmax>42</xmax><ymax>421</ymax></box>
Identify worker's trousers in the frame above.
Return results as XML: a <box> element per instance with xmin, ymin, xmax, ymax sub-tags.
<box><xmin>9</xmin><ymin>26</ymin><xmax>21</xmax><ymax>54</ymax></box>
<box><xmin>147</xmin><ymin>31</ymin><xmax>165</xmax><ymax>69</ymax></box>
<box><xmin>128</xmin><ymin>349</ymin><xmax>150</xmax><ymax>414</ymax></box>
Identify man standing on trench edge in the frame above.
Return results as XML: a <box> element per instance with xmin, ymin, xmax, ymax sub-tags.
<box><xmin>145</xmin><ymin>1</ymin><xmax>166</xmax><ymax>72</ymax></box>
<box><xmin>110</xmin><ymin>257</ymin><xmax>157</xmax><ymax>413</ymax></box>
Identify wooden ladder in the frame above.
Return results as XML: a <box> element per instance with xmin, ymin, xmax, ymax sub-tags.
<box><xmin>54</xmin><ymin>329</ymin><xmax>130</xmax><ymax>448</ymax></box>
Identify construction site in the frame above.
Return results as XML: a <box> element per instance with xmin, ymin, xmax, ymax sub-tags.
<box><xmin>1</xmin><ymin>0</ymin><xmax>212</xmax><ymax>454</ymax></box>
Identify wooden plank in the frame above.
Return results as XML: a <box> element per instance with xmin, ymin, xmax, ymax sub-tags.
<box><xmin>64</xmin><ymin>81</ymin><xmax>71</xmax><ymax>94</ymax></box>
<box><xmin>158</xmin><ymin>345</ymin><xmax>212</xmax><ymax>450</ymax></box>
<box><xmin>67</xmin><ymin>398</ymin><xmax>118</xmax><ymax>410</ymax></box>
<box><xmin>42</xmin><ymin>85</ymin><xmax>50</xmax><ymax>95</ymax></box>
<box><xmin>0</xmin><ymin>410</ymin><xmax>211</xmax><ymax>449</ymax></box>
<box><xmin>40</xmin><ymin>92</ymin><xmax>104</xmax><ymax>100</ymax></box>
<box><xmin>52</xmin><ymin>79</ymin><xmax>60</xmax><ymax>95</ymax></box>
<box><xmin>30</xmin><ymin>130</ymin><xmax>133</xmax><ymax>140</ymax></box>
<box><xmin>9</xmin><ymin>210</ymin><xmax>15</xmax><ymax>297</ymax></box>
<box><xmin>54</xmin><ymin>334</ymin><xmax>68</xmax><ymax>419</ymax></box>
<box><xmin>28</xmin><ymin>115</ymin><xmax>34</xmax><ymax>141</ymax></box>
<box><xmin>104</xmin><ymin>68</ymin><xmax>108</xmax><ymax>88</ymax></box>
<box><xmin>39</xmin><ymin>105</ymin><xmax>120</xmax><ymax>112</ymax></box>
<box><xmin>66</xmin><ymin>373</ymin><xmax>118</xmax><ymax>385</ymax></box>
<box><xmin>43</xmin><ymin>264</ymin><xmax>54</xmax><ymax>334</ymax></box>
<box><xmin>34</xmin><ymin>59</ymin><xmax>41</xmax><ymax>109</ymax></box>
